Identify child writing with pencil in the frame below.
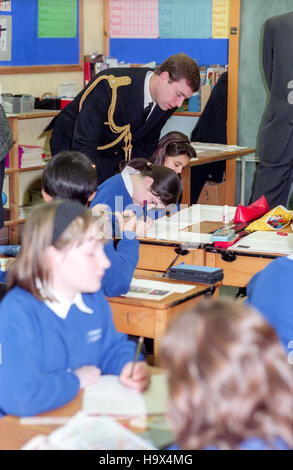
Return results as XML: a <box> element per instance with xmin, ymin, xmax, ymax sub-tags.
<box><xmin>90</xmin><ymin>158</ymin><xmax>181</xmax><ymax>231</ymax></box>
<box><xmin>0</xmin><ymin>200</ymin><xmax>150</xmax><ymax>417</ymax></box>
<box><xmin>41</xmin><ymin>151</ymin><xmax>139</xmax><ymax>297</ymax></box>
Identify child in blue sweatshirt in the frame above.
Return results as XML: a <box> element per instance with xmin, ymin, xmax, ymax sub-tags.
<box><xmin>149</xmin><ymin>131</ymin><xmax>197</xmax><ymax>218</ymax></box>
<box><xmin>0</xmin><ymin>200</ymin><xmax>150</xmax><ymax>417</ymax></box>
<box><xmin>246</xmin><ymin>255</ymin><xmax>293</xmax><ymax>352</ymax></box>
<box><xmin>150</xmin><ymin>131</ymin><xmax>196</xmax><ymax>175</ymax></box>
<box><xmin>41</xmin><ymin>151</ymin><xmax>139</xmax><ymax>297</ymax></box>
<box><xmin>159</xmin><ymin>298</ymin><xmax>293</xmax><ymax>450</ymax></box>
<box><xmin>90</xmin><ymin>158</ymin><xmax>181</xmax><ymax>229</ymax></box>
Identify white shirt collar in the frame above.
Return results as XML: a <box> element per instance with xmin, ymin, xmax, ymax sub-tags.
<box><xmin>144</xmin><ymin>71</ymin><xmax>155</xmax><ymax>118</ymax></box>
<box><xmin>121</xmin><ymin>166</ymin><xmax>139</xmax><ymax>197</ymax></box>
<box><xmin>45</xmin><ymin>291</ymin><xmax>93</xmax><ymax>320</ymax></box>
<box><xmin>35</xmin><ymin>279</ymin><xmax>93</xmax><ymax>319</ymax></box>
<box><xmin>287</xmin><ymin>253</ymin><xmax>293</xmax><ymax>260</ymax></box>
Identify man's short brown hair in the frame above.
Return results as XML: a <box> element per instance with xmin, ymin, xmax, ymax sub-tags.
<box><xmin>154</xmin><ymin>53</ymin><xmax>200</xmax><ymax>93</ymax></box>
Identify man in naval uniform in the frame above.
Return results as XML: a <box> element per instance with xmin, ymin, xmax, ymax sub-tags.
<box><xmin>48</xmin><ymin>53</ymin><xmax>200</xmax><ymax>184</ymax></box>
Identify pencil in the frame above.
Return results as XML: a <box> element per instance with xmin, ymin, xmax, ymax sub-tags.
<box><xmin>98</xmin><ymin>209</ymin><xmax>132</xmax><ymax>220</ymax></box>
<box><xmin>143</xmin><ymin>200</ymin><xmax>147</xmax><ymax>222</ymax></box>
<box><xmin>130</xmin><ymin>336</ymin><xmax>144</xmax><ymax>378</ymax></box>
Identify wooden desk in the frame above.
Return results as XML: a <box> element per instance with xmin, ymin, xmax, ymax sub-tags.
<box><xmin>181</xmin><ymin>144</ymin><xmax>255</xmax><ymax>206</ymax></box>
<box><xmin>205</xmin><ymin>247</ymin><xmax>280</xmax><ymax>288</ymax></box>
<box><xmin>137</xmin><ymin>204</ymin><xmax>285</xmax><ymax>289</ymax></box>
<box><xmin>109</xmin><ymin>270</ymin><xmax>221</xmax><ymax>364</ymax></box>
<box><xmin>0</xmin><ymin>368</ymin><xmax>162</xmax><ymax>450</ymax></box>
<box><xmin>137</xmin><ymin>238</ymin><xmax>205</xmax><ymax>271</ymax></box>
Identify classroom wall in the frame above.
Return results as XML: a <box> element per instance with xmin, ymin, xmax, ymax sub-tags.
<box><xmin>0</xmin><ymin>0</ymin><xmax>103</xmax><ymax>97</ymax></box>
<box><xmin>236</xmin><ymin>0</ymin><xmax>293</xmax><ymax>205</ymax></box>
<box><xmin>2</xmin><ymin>0</ymin><xmax>104</xmax><ymax>207</ymax></box>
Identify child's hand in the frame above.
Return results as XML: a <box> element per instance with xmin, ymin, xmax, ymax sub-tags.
<box><xmin>119</xmin><ymin>361</ymin><xmax>151</xmax><ymax>392</ymax></box>
<box><xmin>91</xmin><ymin>203</ymin><xmax>111</xmax><ymax>217</ymax></box>
<box><xmin>115</xmin><ymin>210</ymin><xmax>137</xmax><ymax>233</ymax></box>
<box><xmin>74</xmin><ymin>365</ymin><xmax>101</xmax><ymax>389</ymax></box>
<box><xmin>136</xmin><ymin>217</ymin><xmax>154</xmax><ymax>237</ymax></box>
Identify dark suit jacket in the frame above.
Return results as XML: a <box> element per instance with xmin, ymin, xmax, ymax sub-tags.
<box><xmin>49</xmin><ymin>67</ymin><xmax>175</xmax><ymax>182</ymax></box>
<box><xmin>258</xmin><ymin>12</ymin><xmax>293</xmax><ymax>164</ymax></box>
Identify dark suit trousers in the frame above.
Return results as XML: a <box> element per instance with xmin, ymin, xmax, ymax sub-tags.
<box><xmin>0</xmin><ymin>158</ymin><xmax>6</xmax><ymax>229</ymax></box>
<box><xmin>253</xmin><ymin>136</ymin><xmax>293</xmax><ymax>208</ymax></box>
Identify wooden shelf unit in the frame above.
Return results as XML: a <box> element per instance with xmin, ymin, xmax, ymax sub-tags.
<box><xmin>5</xmin><ymin>110</ymin><xmax>58</xmax><ymax>244</ymax></box>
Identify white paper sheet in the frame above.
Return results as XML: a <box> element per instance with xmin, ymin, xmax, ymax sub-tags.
<box><xmin>191</xmin><ymin>142</ymin><xmax>248</xmax><ymax>152</ymax></box>
<box><xmin>22</xmin><ymin>412</ymin><xmax>156</xmax><ymax>450</ymax></box>
<box><xmin>145</xmin><ymin>204</ymin><xmax>236</xmax><ymax>240</ymax></box>
<box><xmin>123</xmin><ymin>278</ymin><xmax>195</xmax><ymax>300</ymax></box>
<box><xmin>228</xmin><ymin>231</ymin><xmax>293</xmax><ymax>255</ymax></box>
<box><xmin>82</xmin><ymin>373</ymin><xmax>168</xmax><ymax>417</ymax></box>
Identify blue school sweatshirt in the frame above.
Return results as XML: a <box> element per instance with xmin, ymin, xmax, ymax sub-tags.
<box><xmin>91</xmin><ymin>173</ymin><xmax>143</xmax><ymax>221</ymax></box>
<box><xmin>102</xmin><ymin>236</ymin><xmax>139</xmax><ymax>297</ymax></box>
<box><xmin>90</xmin><ymin>173</ymin><xmax>178</xmax><ymax>223</ymax></box>
<box><xmin>246</xmin><ymin>256</ymin><xmax>293</xmax><ymax>351</ymax></box>
<box><xmin>168</xmin><ymin>436</ymin><xmax>289</xmax><ymax>450</ymax></box>
<box><xmin>0</xmin><ymin>286</ymin><xmax>143</xmax><ymax>417</ymax></box>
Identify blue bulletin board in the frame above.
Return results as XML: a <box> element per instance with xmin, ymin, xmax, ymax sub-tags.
<box><xmin>0</xmin><ymin>0</ymin><xmax>83</xmax><ymax>73</ymax></box>
<box><xmin>108</xmin><ymin>0</ymin><xmax>229</xmax><ymax>66</ymax></box>
<box><xmin>110</xmin><ymin>38</ymin><xmax>228</xmax><ymax>67</ymax></box>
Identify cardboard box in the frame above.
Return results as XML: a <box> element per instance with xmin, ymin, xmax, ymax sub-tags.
<box><xmin>197</xmin><ymin>181</ymin><xmax>226</xmax><ymax>205</ymax></box>
<box><xmin>200</xmin><ymin>84</ymin><xmax>211</xmax><ymax>112</ymax></box>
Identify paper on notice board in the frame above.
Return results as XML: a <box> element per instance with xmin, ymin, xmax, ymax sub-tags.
<box><xmin>0</xmin><ymin>1</ymin><xmax>11</xmax><ymax>12</ymax></box>
<box><xmin>0</xmin><ymin>15</ymin><xmax>11</xmax><ymax>61</ymax></box>
<box><xmin>159</xmin><ymin>0</ymin><xmax>212</xmax><ymax>39</ymax></box>
<box><xmin>109</xmin><ymin>0</ymin><xmax>159</xmax><ymax>38</ymax></box>
<box><xmin>38</xmin><ymin>0</ymin><xmax>77</xmax><ymax>38</ymax></box>
<box><xmin>212</xmin><ymin>0</ymin><xmax>229</xmax><ymax>38</ymax></box>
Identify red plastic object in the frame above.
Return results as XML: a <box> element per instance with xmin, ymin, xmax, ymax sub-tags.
<box><xmin>60</xmin><ymin>99</ymin><xmax>73</xmax><ymax>110</ymax></box>
<box><xmin>234</xmin><ymin>195</ymin><xmax>270</xmax><ymax>224</ymax></box>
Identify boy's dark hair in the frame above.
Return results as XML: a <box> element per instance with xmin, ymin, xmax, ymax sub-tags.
<box><xmin>42</xmin><ymin>151</ymin><xmax>97</xmax><ymax>206</ymax></box>
<box><xmin>154</xmin><ymin>53</ymin><xmax>200</xmax><ymax>93</ymax></box>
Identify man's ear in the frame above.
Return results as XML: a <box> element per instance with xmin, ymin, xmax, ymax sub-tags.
<box><xmin>41</xmin><ymin>188</ymin><xmax>53</xmax><ymax>202</ymax></box>
<box><xmin>142</xmin><ymin>176</ymin><xmax>154</xmax><ymax>189</ymax></box>
<box><xmin>158</xmin><ymin>71</ymin><xmax>170</xmax><ymax>83</ymax></box>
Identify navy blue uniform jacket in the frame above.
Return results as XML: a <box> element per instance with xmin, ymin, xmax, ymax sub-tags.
<box><xmin>49</xmin><ymin>68</ymin><xmax>175</xmax><ymax>183</ymax></box>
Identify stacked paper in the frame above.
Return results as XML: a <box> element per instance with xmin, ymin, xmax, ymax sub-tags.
<box><xmin>19</xmin><ymin>145</ymin><xmax>44</xmax><ymax>168</ymax></box>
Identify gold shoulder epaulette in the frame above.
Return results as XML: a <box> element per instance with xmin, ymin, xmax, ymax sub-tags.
<box><xmin>79</xmin><ymin>74</ymin><xmax>133</xmax><ymax>162</ymax></box>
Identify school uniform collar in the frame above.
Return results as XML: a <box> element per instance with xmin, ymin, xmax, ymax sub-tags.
<box><xmin>45</xmin><ymin>291</ymin><xmax>93</xmax><ymax>320</ymax></box>
<box><xmin>121</xmin><ymin>166</ymin><xmax>139</xmax><ymax>197</ymax></box>
<box><xmin>36</xmin><ymin>278</ymin><xmax>93</xmax><ymax>319</ymax></box>
<box><xmin>144</xmin><ymin>71</ymin><xmax>153</xmax><ymax>108</ymax></box>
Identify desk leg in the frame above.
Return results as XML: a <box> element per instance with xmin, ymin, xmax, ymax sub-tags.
<box><xmin>180</xmin><ymin>165</ymin><xmax>191</xmax><ymax>206</ymax></box>
<box><xmin>153</xmin><ymin>308</ymin><xmax>169</xmax><ymax>366</ymax></box>
<box><xmin>225</xmin><ymin>159</ymin><xmax>236</xmax><ymax>206</ymax></box>
<box><xmin>240</xmin><ymin>157</ymin><xmax>246</xmax><ymax>205</ymax></box>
